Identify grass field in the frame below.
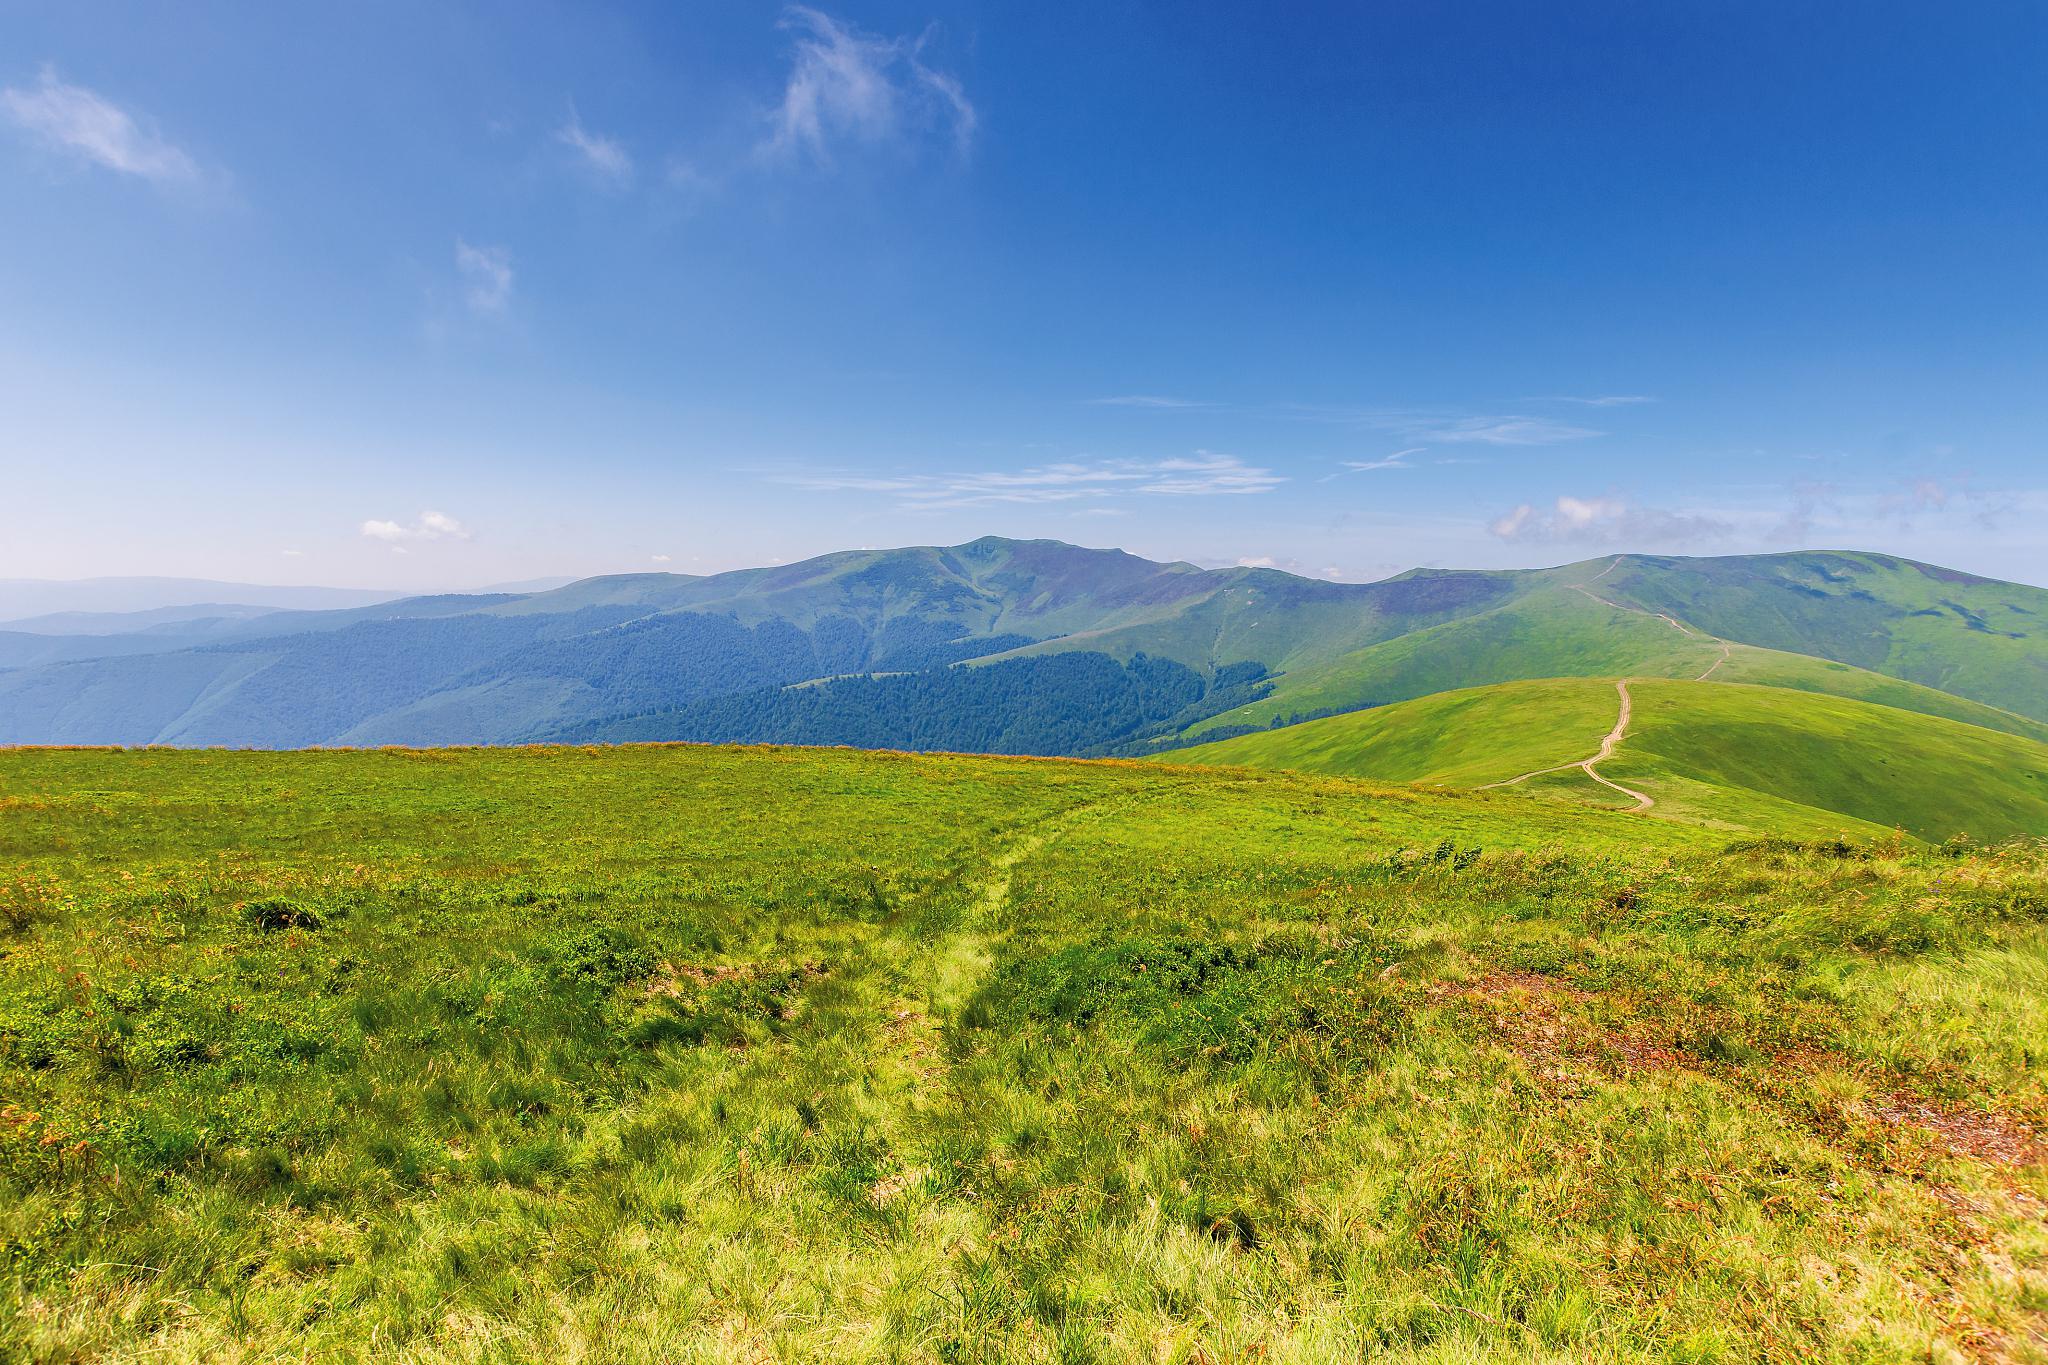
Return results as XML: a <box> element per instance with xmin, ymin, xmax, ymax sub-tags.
<box><xmin>2</xmin><ymin>744</ymin><xmax>2045</xmax><ymax>1362</ymax></box>
<box><xmin>1180</xmin><ymin>680</ymin><xmax>1623</xmax><ymax>788</ymax></box>
<box><xmin>1183</xmin><ymin>678</ymin><xmax>2048</xmax><ymax>843</ymax></box>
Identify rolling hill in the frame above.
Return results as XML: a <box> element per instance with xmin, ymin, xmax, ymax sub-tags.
<box><xmin>1181</xmin><ymin>676</ymin><xmax>2048</xmax><ymax>842</ymax></box>
<box><xmin>0</xmin><ymin>538</ymin><xmax>2042</xmax><ymax>752</ymax></box>
<box><xmin>1589</xmin><ymin>551</ymin><xmax>2048</xmax><ymax>720</ymax></box>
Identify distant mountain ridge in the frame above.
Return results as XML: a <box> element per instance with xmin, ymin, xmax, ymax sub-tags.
<box><xmin>0</xmin><ymin>577</ymin><xmax>405</xmax><ymax>623</ymax></box>
<box><xmin>0</xmin><ymin>538</ymin><xmax>2043</xmax><ymax>752</ymax></box>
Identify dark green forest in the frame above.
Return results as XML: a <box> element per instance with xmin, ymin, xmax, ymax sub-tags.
<box><xmin>552</xmin><ymin>654</ymin><xmax>1274</xmax><ymax>755</ymax></box>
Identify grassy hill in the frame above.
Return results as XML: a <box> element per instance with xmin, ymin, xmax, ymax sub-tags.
<box><xmin>1593</xmin><ymin>551</ymin><xmax>2048</xmax><ymax>722</ymax></box>
<box><xmin>1175</xmin><ymin>581</ymin><xmax>2048</xmax><ymax>746</ymax></box>
<box><xmin>1182</xmin><ymin>677</ymin><xmax>2048</xmax><ymax>842</ymax></box>
<box><xmin>2</xmin><ymin>744</ymin><xmax>2043</xmax><ymax>1361</ymax></box>
<box><xmin>1608</xmin><ymin>680</ymin><xmax>2048</xmax><ymax>841</ymax></box>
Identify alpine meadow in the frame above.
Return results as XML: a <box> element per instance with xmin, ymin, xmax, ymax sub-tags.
<box><xmin>6</xmin><ymin>2</ymin><xmax>2048</xmax><ymax>1362</ymax></box>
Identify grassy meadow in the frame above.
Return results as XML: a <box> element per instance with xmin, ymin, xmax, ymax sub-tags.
<box><xmin>1</xmin><ymin>744</ymin><xmax>2045</xmax><ymax>1362</ymax></box>
<box><xmin>1184</xmin><ymin>678</ymin><xmax>2048</xmax><ymax>843</ymax></box>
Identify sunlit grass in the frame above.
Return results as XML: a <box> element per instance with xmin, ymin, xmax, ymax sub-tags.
<box><xmin>0</xmin><ymin>744</ymin><xmax>2042</xmax><ymax>1361</ymax></box>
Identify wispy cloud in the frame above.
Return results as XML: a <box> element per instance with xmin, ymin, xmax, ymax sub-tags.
<box><xmin>1532</xmin><ymin>395</ymin><xmax>1658</xmax><ymax>408</ymax></box>
<box><xmin>1407</xmin><ymin>415</ymin><xmax>1603</xmax><ymax>446</ymax></box>
<box><xmin>778</xmin><ymin>452</ymin><xmax>1281</xmax><ymax>510</ymax></box>
<box><xmin>1144</xmin><ymin>453</ymin><xmax>1282</xmax><ymax>495</ymax></box>
<box><xmin>1489</xmin><ymin>495</ymin><xmax>1729</xmax><ymax>546</ymax></box>
<box><xmin>1758</xmin><ymin>474</ymin><xmax>2046</xmax><ymax>556</ymax></box>
<box><xmin>1348</xmin><ymin>448</ymin><xmax>1422</xmax><ymax>472</ymax></box>
<box><xmin>361</xmin><ymin>511</ymin><xmax>471</xmax><ymax>544</ymax></box>
<box><xmin>1100</xmin><ymin>397</ymin><xmax>1605</xmax><ymax>447</ymax></box>
<box><xmin>1088</xmin><ymin>395</ymin><xmax>1211</xmax><ymax>409</ymax></box>
<box><xmin>454</xmin><ymin>240</ymin><xmax>513</xmax><ymax>316</ymax></box>
<box><xmin>555</xmin><ymin>109</ymin><xmax>633</xmax><ymax>185</ymax></box>
<box><xmin>1</xmin><ymin>66</ymin><xmax>198</xmax><ymax>185</ymax></box>
<box><xmin>766</xmin><ymin>7</ymin><xmax>975</xmax><ymax>163</ymax></box>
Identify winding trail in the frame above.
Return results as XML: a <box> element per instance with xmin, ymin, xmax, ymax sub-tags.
<box><xmin>1479</xmin><ymin>679</ymin><xmax>1655</xmax><ymax>812</ymax></box>
<box><xmin>1571</xmin><ymin>582</ymin><xmax>1733</xmax><ymax>683</ymax></box>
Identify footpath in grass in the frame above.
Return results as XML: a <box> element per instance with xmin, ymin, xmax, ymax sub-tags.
<box><xmin>0</xmin><ymin>744</ymin><xmax>2043</xmax><ymax>1363</ymax></box>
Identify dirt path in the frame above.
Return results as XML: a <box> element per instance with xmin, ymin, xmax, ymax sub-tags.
<box><xmin>1572</xmin><ymin>583</ymin><xmax>1699</xmax><ymax>637</ymax></box>
<box><xmin>1573</xmin><ymin>582</ymin><xmax>1734</xmax><ymax>683</ymax></box>
<box><xmin>1479</xmin><ymin>679</ymin><xmax>1655</xmax><ymax>811</ymax></box>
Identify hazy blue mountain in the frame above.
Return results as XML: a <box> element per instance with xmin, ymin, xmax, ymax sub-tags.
<box><xmin>0</xmin><ymin>603</ymin><xmax>296</xmax><ymax>635</ymax></box>
<box><xmin>0</xmin><ymin>577</ymin><xmax>403</xmax><ymax>622</ymax></box>
<box><xmin>0</xmin><ymin>538</ymin><xmax>2041</xmax><ymax>750</ymax></box>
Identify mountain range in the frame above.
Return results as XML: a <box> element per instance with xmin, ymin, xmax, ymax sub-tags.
<box><xmin>3</xmin><ymin>537</ymin><xmax>2045</xmax><ymax>838</ymax></box>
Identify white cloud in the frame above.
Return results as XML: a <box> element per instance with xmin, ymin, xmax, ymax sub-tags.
<box><xmin>1</xmin><ymin>67</ymin><xmax>198</xmax><ymax>184</ymax></box>
<box><xmin>1236</xmin><ymin>556</ymin><xmax>1277</xmax><ymax>569</ymax></box>
<box><xmin>455</xmin><ymin>239</ymin><xmax>513</xmax><ymax>315</ymax></box>
<box><xmin>651</xmin><ymin>553</ymin><xmax>672</xmax><ymax>563</ymax></box>
<box><xmin>418</xmin><ymin>510</ymin><xmax>468</xmax><ymax>538</ymax></box>
<box><xmin>1488</xmin><ymin>504</ymin><xmax>1534</xmax><ymax>540</ymax></box>
<box><xmin>1534</xmin><ymin>395</ymin><xmax>1658</xmax><ymax>407</ymax></box>
<box><xmin>1488</xmin><ymin>495</ymin><xmax>1729</xmax><ymax>546</ymax></box>
<box><xmin>778</xmin><ymin>452</ymin><xmax>1282</xmax><ymax>510</ymax></box>
<box><xmin>361</xmin><ymin>511</ymin><xmax>471</xmax><ymax>543</ymax></box>
<box><xmin>767</xmin><ymin>7</ymin><xmax>975</xmax><ymax>163</ymax></box>
<box><xmin>556</xmin><ymin>111</ymin><xmax>632</xmax><ymax>185</ymax></box>
<box><xmin>1143</xmin><ymin>452</ymin><xmax>1282</xmax><ymax>496</ymax></box>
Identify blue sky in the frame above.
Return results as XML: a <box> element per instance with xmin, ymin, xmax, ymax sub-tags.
<box><xmin>4</xmin><ymin>1</ymin><xmax>2046</xmax><ymax>589</ymax></box>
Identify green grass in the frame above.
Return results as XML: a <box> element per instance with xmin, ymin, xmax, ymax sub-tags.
<box><xmin>1</xmin><ymin>744</ymin><xmax>2045</xmax><ymax>1362</ymax></box>
<box><xmin>1182</xmin><ymin>677</ymin><xmax>2048</xmax><ymax>843</ymax></box>
<box><xmin>1173</xmin><ymin>582</ymin><xmax>2048</xmax><ymax>746</ymax></box>
<box><xmin>1608</xmin><ymin>680</ymin><xmax>2048</xmax><ymax>842</ymax></box>
<box><xmin>1178</xmin><ymin>678</ymin><xmax>1621</xmax><ymax>786</ymax></box>
<box><xmin>1708</xmin><ymin>645</ymin><xmax>2048</xmax><ymax>743</ymax></box>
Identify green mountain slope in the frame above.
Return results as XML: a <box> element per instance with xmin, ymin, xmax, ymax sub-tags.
<box><xmin>1591</xmin><ymin>551</ymin><xmax>2048</xmax><ymax>721</ymax></box>
<box><xmin>1182</xmin><ymin>677</ymin><xmax>2048</xmax><ymax>842</ymax></box>
<box><xmin>1176</xmin><ymin>582</ymin><xmax>2048</xmax><ymax>745</ymax></box>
